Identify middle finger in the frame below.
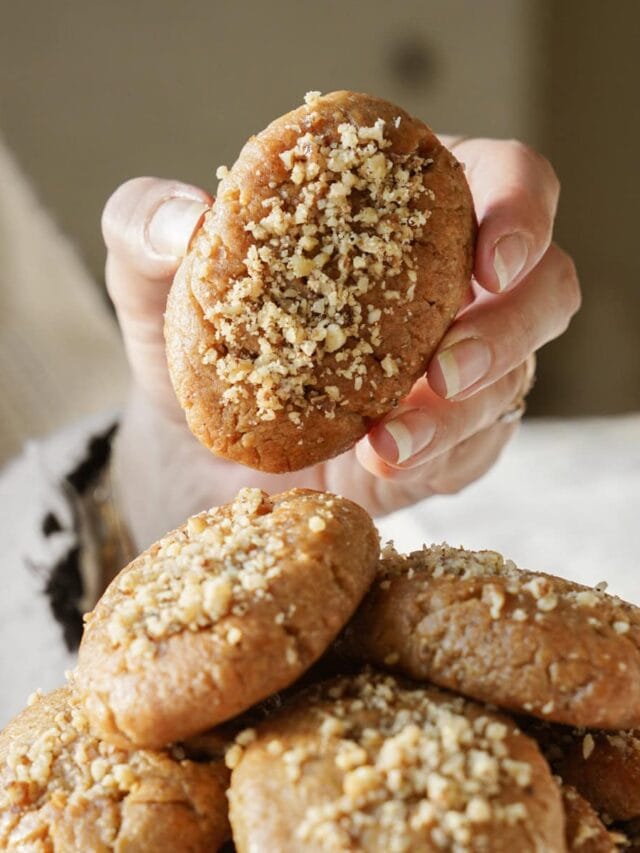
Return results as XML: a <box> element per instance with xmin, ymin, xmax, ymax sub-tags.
<box><xmin>361</xmin><ymin>361</ymin><xmax>531</xmax><ymax>472</ymax></box>
<box><xmin>427</xmin><ymin>243</ymin><xmax>580</xmax><ymax>401</ymax></box>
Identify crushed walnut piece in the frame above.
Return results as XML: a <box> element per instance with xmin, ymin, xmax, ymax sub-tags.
<box><xmin>99</xmin><ymin>488</ymin><xmax>335</xmax><ymax>661</ymax></box>
<box><xmin>199</xmin><ymin>97</ymin><xmax>434</xmax><ymax>422</ymax></box>
<box><xmin>288</xmin><ymin>672</ymin><xmax>541</xmax><ymax>851</ymax></box>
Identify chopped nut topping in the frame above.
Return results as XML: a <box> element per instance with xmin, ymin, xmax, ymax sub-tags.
<box><xmin>101</xmin><ymin>488</ymin><xmax>335</xmax><ymax>659</ymax></box>
<box><xmin>198</xmin><ymin>97</ymin><xmax>434</xmax><ymax>422</ymax></box>
<box><xmin>375</xmin><ymin>544</ymin><xmax>639</xmax><ymax>638</ymax></box>
<box><xmin>294</xmin><ymin>672</ymin><xmax>540</xmax><ymax>849</ymax></box>
<box><xmin>0</xmin><ymin>692</ymin><xmax>146</xmax><ymax>819</ymax></box>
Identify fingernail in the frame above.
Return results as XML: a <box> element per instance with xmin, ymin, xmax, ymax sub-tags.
<box><xmin>376</xmin><ymin>412</ymin><xmax>437</xmax><ymax>465</ymax></box>
<box><xmin>493</xmin><ymin>233</ymin><xmax>528</xmax><ymax>291</ymax></box>
<box><xmin>435</xmin><ymin>338</ymin><xmax>492</xmax><ymax>398</ymax></box>
<box><xmin>147</xmin><ymin>197</ymin><xmax>209</xmax><ymax>259</ymax></box>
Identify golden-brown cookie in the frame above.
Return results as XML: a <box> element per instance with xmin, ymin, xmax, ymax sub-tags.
<box><xmin>542</xmin><ymin>727</ymin><xmax>640</xmax><ymax>822</ymax></box>
<box><xmin>228</xmin><ymin>670</ymin><xmax>566</xmax><ymax>852</ymax></box>
<box><xmin>165</xmin><ymin>90</ymin><xmax>475</xmax><ymax>472</ymax></box>
<box><xmin>75</xmin><ymin>488</ymin><xmax>379</xmax><ymax>749</ymax></box>
<box><xmin>0</xmin><ymin>687</ymin><xmax>230</xmax><ymax>851</ymax></box>
<box><xmin>340</xmin><ymin>544</ymin><xmax>640</xmax><ymax>730</ymax></box>
<box><xmin>561</xmin><ymin>785</ymin><xmax>617</xmax><ymax>852</ymax></box>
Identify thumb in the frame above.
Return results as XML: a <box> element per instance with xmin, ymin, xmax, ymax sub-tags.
<box><xmin>102</xmin><ymin>177</ymin><xmax>211</xmax><ymax>413</ymax></box>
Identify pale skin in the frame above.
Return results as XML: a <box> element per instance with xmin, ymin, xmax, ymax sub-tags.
<box><xmin>103</xmin><ymin>137</ymin><xmax>581</xmax><ymax>549</ymax></box>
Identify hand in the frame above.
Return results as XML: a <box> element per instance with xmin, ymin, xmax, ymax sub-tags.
<box><xmin>103</xmin><ymin>138</ymin><xmax>580</xmax><ymax>547</ymax></box>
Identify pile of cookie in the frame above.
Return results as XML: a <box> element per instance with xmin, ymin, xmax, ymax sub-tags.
<box><xmin>1</xmin><ymin>487</ymin><xmax>639</xmax><ymax>851</ymax></box>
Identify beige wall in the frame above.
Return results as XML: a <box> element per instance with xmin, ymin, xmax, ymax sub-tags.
<box><xmin>1</xmin><ymin>0</ymin><xmax>638</xmax><ymax>418</ymax></box>
<box><xmin>0</xmin><ymin>0</ymin><xmax>544</xmax><ymax>276</ymax></box>
<box><xmin>533</xmin><ymin>0</ymin><xmax>640</xmax><ymax>415</ymax></box>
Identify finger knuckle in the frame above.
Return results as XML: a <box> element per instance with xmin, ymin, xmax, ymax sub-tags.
<box><xmin>101</xmin><ymin>177</ymin><xmax>154</xmax><ymax>251</ymax></box>
<box><xmin>506</xmin><ymin>139</ymin><xmax>560</xmax><ymax>187</ymax></box>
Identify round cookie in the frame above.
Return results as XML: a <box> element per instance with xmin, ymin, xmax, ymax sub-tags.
<box><xmin>339</xmin><ymin>544</ymin><xmax>640</xmax><ymax>730</ymax></box>
<box><xmin>228</xmin><ymin>670</ymin><xmax>566</xmax><ymax>852</ymax></box>
<box><xmin>75</xmin><ymin>488</ymin><xmax>379</xmax><ymax>749</ymax></box>
<box><xmin>547</xmin><ymin>727</ymin><xmax>640</xmax><ymax>822</ymax></box>
<box><xmin>0</xmin><ymin>687</ymin><xmax>230</xmax><ymax>851</ymax></box>
<box><xmin>561</xmin><ymin>785</ymin><xmax>616</xmax><ymax>852</ymax></box>
<box><xmin>165</xmin><ymin>90</ymin><xmax>475</xmax><ymax>472</ymax></box>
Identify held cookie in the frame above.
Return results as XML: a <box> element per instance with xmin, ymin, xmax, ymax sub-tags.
<box><xmin>75</xmin><ymin>488</ymin><xmax>379</xmax><ymax>748</ymax></box>
<box><xmin>340</xmin><ymin>544</ymin><xmax>640</xmax><ymax>730</ymax></box>
<box><xmin>228</xmin><ymin>670</ymin><xmax>565</xmax><ymax>852</ymax></box>
<box><xmin>561</xmin><ymin>786</ymin><xmax>617</xmax><ymax>852</ymax></box>
<box><xmin>165</xmin><ymin>90</ymin><xmax>475</xmax><ymax>472</ymax></box>
<box><xmin>0</xmin><ymin>687</ymin><xmax>230</xmax><ymax>852</ymax></box>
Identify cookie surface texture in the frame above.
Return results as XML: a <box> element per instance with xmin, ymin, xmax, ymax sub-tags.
<box><xmin>75</xmin><ymin>488</ymin><xmax>379</xmax><ymax>748</ymax></box>
<box><xmin>0</xmin><ymin>688</ymin><xmax>230</xmax><ymax>852</ymax></box>
<box><xmin>340</xmin><ymin>544</ymin><xmax>640</xmax><ymax>729</ymax></box>
<box><xmin>228</xmin><ymin>670</ymin><xmax>565</xmax><ymax>852</ymax></box>
<box><xmin>165</xmin><ymin>90</ymin><xmax>475</xmax><ymax>472</ymax></box>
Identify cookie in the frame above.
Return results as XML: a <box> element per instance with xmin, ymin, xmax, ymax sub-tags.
<box><xmin>546</xmin><ymin>727</ymin><xmax>640</xmax><ymax>822</ymax></box>
<box><xmin>75</xmin><ymin>488</ymin><xmax>379</xmax><ymax>749</ymax></box>
<box><xmin>340</xmin><ymin>544</ymin><xmax>640</xmax><ymax>730</ymax></box>
<box><xmin>228</xmin><ymin>670</ymin><xmax>565</xmax><ymax>852</ymax></box>
<box><xmin>0</xmin><ymin>687</ymin><xmax>230</xmax><ymax>851</ymax></box>
<box><xmin>165</xmin><ymin>90</ymin><xmax>475</xmax><ymax>472</ymax></box>
<box><xmin>561</xmin><ymin>785</ymin><xmax>616</xmax><ymax>852</ymax></box>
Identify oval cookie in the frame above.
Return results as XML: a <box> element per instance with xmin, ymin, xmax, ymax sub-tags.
<box><xmin>0</xmin><ymin>687</ymin><xmax>230</xmax><ymax>851</ymax></box>
<box><xmin>228</xmin><ymin>670</ymin><xmax>565</xmax><ymax>852</ymax></box>
<box><xmin>340</xmin><ymin>544</ymin><xmax>640</xmax><ymax>730</ymax></box>
<box><xmin>75</xmin><ymin>488</ymin><xmax>379</xmax><ymax>748</ymax></box>
<box><xmin>165</xmin><ymin>90</ymin><xmax>475</xmax><ymax>472</ymax></box>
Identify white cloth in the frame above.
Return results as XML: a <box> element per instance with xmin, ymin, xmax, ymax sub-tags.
<box><xmin>0</xmin><ymin>412</ymin><xmax>114</xmax><ymax>727</ymax></box>
<box><xmin>0</xmin><ymin>134</ymin><xmax>128</xmax><ymax>465</ymax></box>
<box><xmin>1</xmin><ymin>412</ymin><xmax>638</xmax><ymax>728</ymax></box>
<box><xmin>379</xmin><ymin>414</ymin><xmax>640</xmax><ymax>604</ymax></box>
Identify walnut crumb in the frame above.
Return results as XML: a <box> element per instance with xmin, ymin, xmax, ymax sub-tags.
<box><xmin>225</xmin><ymin>744</ymin><xmax>243</xmax><ymax>769</ymax></box>
<box><xmin>308</xmin><ymin>515</ymin><xmax>327</xmax><ymax>532</ymax></box>
<box><xmin>582</xmin><ymin>734</ymin><xmax>595</xmax><ymax>760</ymax></box>
<box><xmin>227</xmin><ymin>626</ymin><xmax>242</xmax><ymax>645</ymax></box>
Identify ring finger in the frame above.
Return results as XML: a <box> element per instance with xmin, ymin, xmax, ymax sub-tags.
<box><xmin>427</xmin><ymin>243</ymin><xmax>580</xmax><ymax>401</ymax></box>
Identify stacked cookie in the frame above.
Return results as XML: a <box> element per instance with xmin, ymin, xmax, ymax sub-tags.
<box><xmin>2</xmin><ymin>487</ymin><xmax>639</xmax><ymax>851</ymax></box>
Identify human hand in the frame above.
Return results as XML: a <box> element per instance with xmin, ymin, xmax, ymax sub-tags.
<box><xmin>103</xmin><ymin>138</ymin><xmax>579</xmax><ymax>547</ymax></box>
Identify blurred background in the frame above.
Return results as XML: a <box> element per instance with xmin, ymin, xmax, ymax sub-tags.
<box><xmin>1</xmin><ymin>0</ymin><xmax>638</xmax><ymax>464</ymax></box>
